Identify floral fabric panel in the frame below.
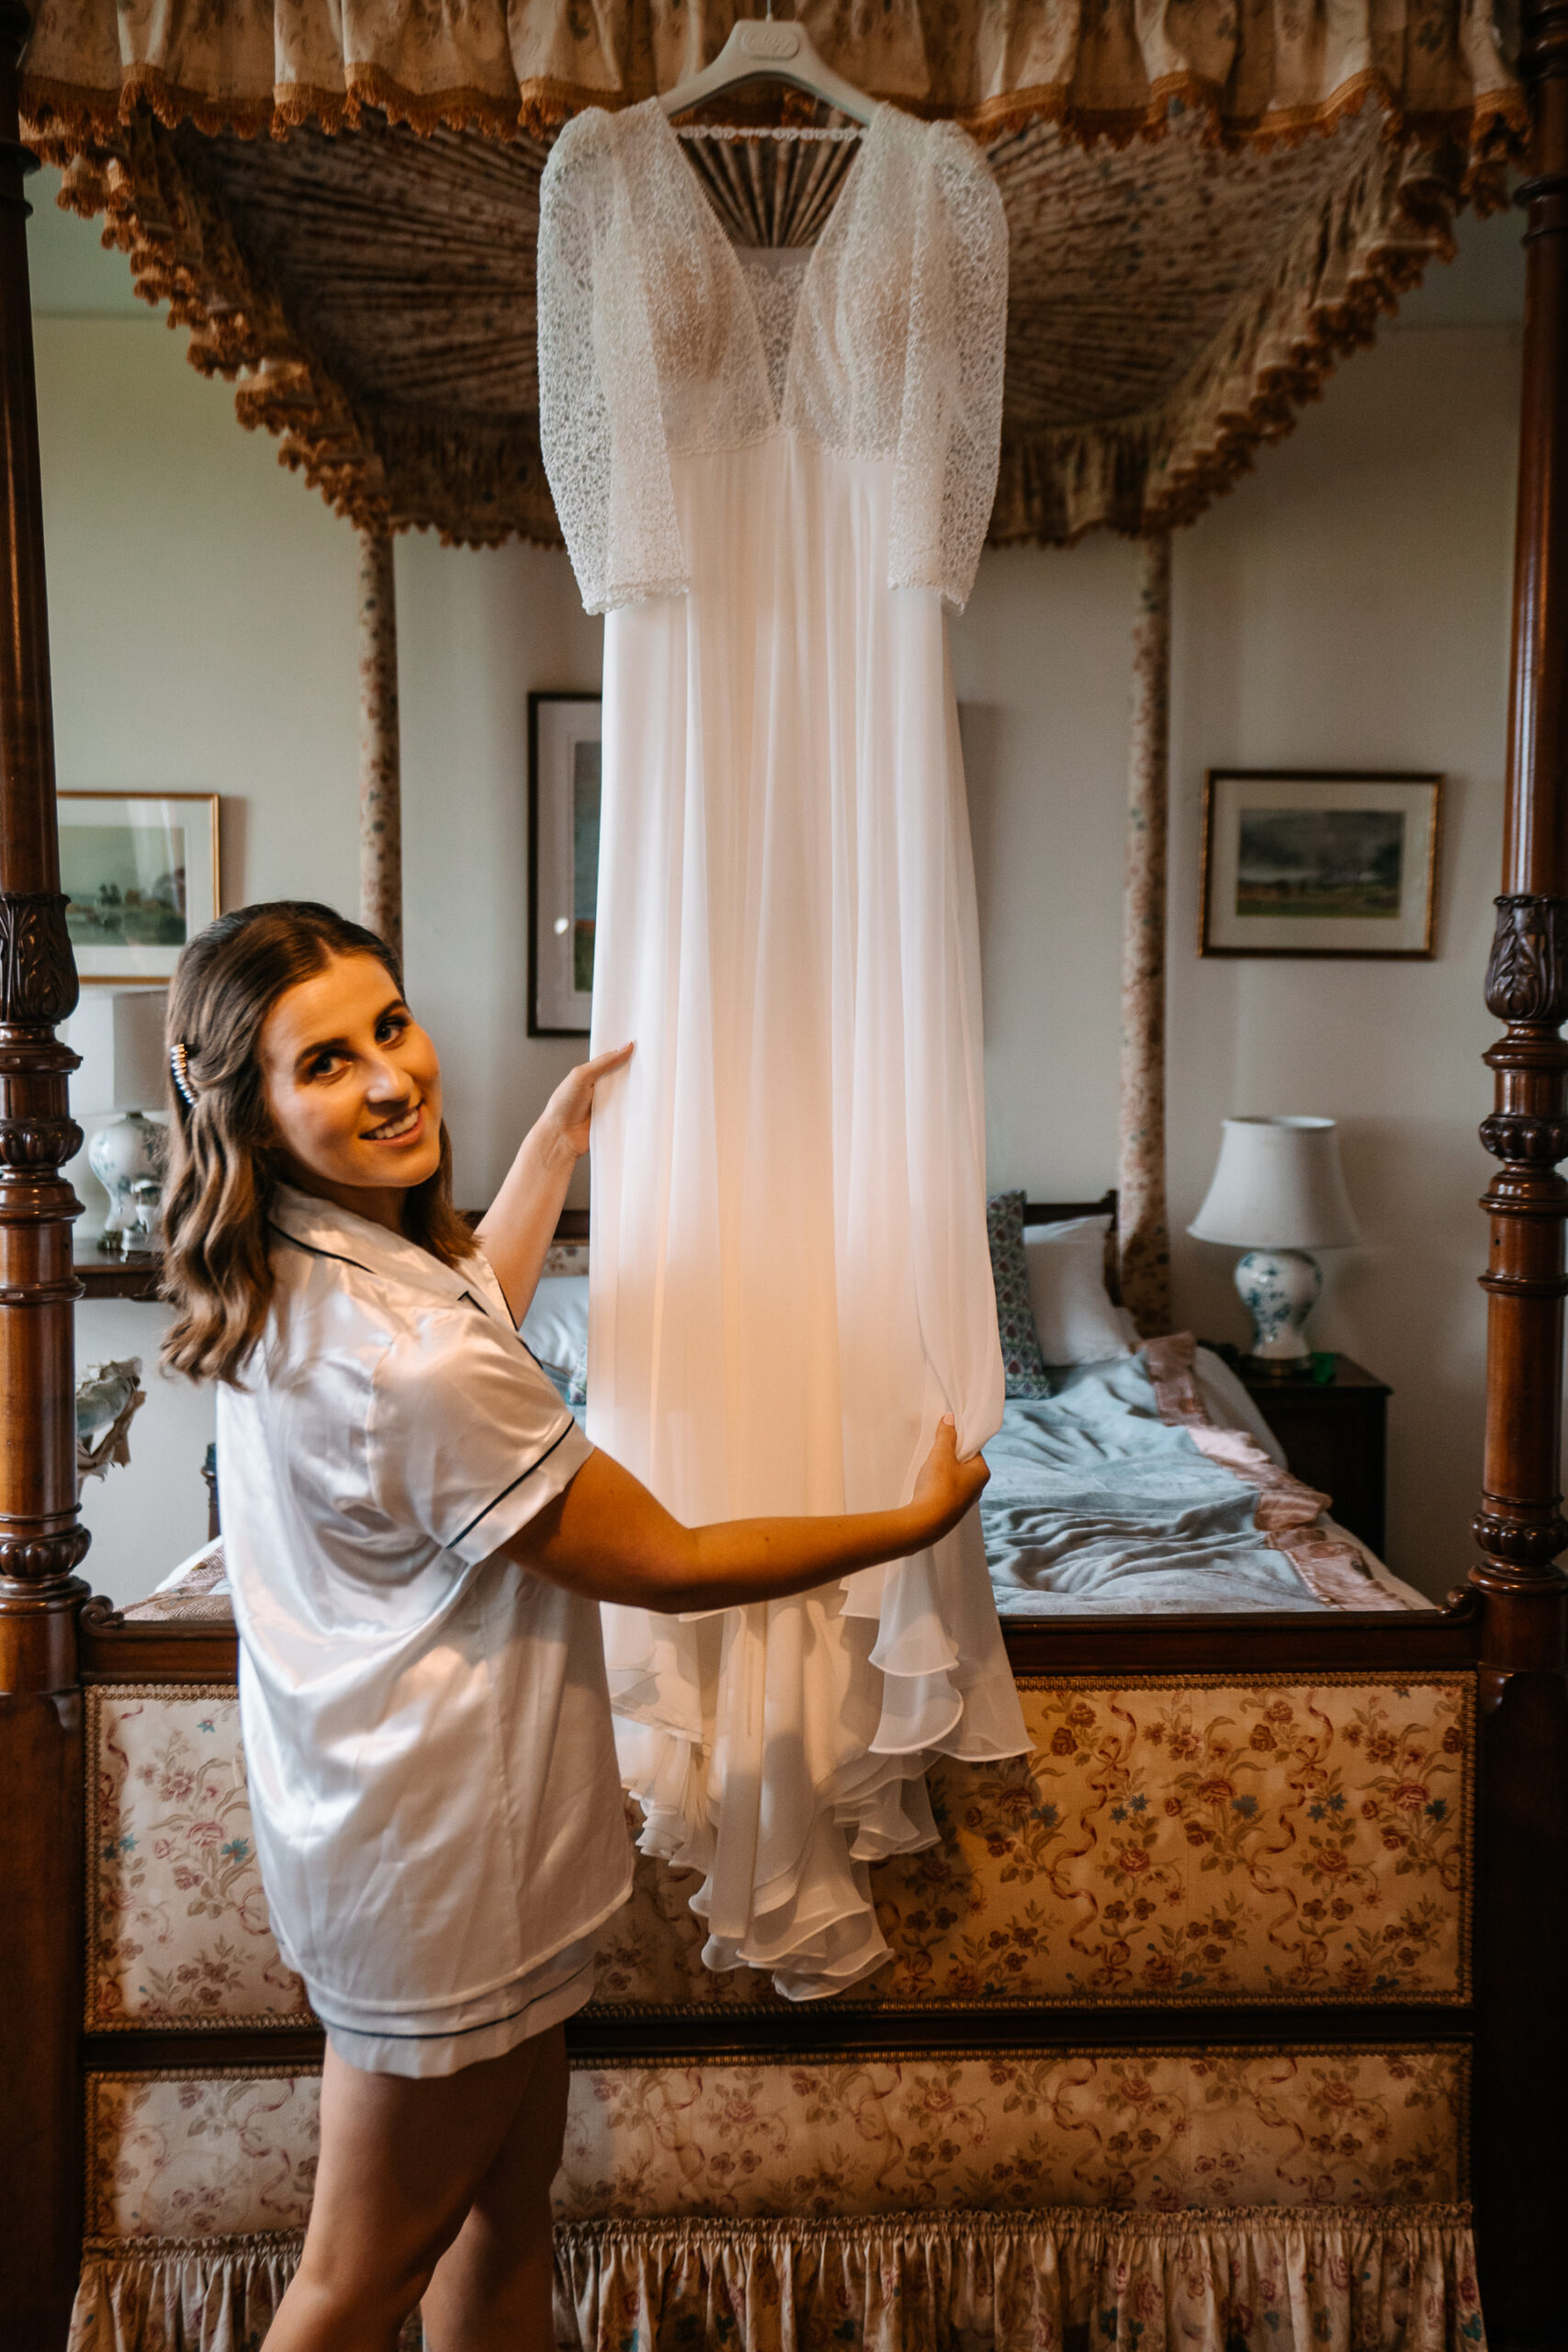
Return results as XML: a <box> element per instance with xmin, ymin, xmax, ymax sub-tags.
<box><xmin>987</xmin><ymin>1191</ymin><xmax>1052</xmax><ymax>1397</ymax></box>
<box><xmin>68</xmin><ymin>2206</ymin><xmax>1483</xmax><ymax>2352</ymax></box>
<box><xmin>87</xmin><ymin>1688</ymin><xmax>310</xmax><ymax>2030</ymax></box>
<box><xmin>592</xmin><ymin>1676</ymin><xmax>1472</xmax><ymax>2009</ymax></box>
<box><xmin>20</xmin><ymin>0</ymin><xmax>1519</xmax><ymax>150</ymax></box>
<box><xmin>85</xmin><ymin>2071</ymin><xmax>320</xmax><ymax>2239</ymax></box>
<box><xmin>555</xmin><ymin>2208</ymin><xmax>1484</xmax><ymax>2352</ymax></box>
<box><xmin>557</xmin><ymin>2044</ymin><xmax>1466</xmax><ymax>2221</ymax></box>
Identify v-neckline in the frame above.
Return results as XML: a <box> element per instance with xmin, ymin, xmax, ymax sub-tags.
<box><xmin>645</xmin><ymin>96</ymin><xmax>892</xmax><ymax>432</ymax></box>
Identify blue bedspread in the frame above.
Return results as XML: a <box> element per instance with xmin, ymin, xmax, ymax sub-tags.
<box><xmin>981</xmin><ymin>1353</ymin><xmax>1328</xmax><ymax>1614</ymax></box>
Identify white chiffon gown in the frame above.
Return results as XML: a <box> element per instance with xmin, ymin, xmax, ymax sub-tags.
<box><xmin>537</xmin><ymin>96</ymin><xmax>1027</xmax><ymax>1998</ymax></box>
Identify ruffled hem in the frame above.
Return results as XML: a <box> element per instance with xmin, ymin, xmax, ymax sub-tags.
<box><xmin>603</xmin><ymin>1509</ymin><xmax>1027</xmax><ymax>2000</ymax></box>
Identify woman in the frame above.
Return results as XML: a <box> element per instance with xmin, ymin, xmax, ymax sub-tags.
<box><xmin>160</xmin><ymin>900</ymin><xmax>988</xmax><ymax>2352</ymax></box>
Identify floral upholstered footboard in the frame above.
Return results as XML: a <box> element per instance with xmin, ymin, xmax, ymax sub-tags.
<box><xmin>73</xmin><ymin>1657</ymin><xmax>1483</xmax><ymax>2350</ymax></box>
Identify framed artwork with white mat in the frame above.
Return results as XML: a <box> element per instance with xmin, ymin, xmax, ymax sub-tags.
<box><xmin>1199</xmin><ymin>770</ymin><xmax>1442</xmax><ymax>960</ymax></box>
<box><xmin>58</xmin><ymin>792</ymin><xmax>220</xmax><ymax>985</ymax></box>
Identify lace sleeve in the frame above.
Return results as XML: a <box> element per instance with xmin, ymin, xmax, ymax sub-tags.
<box><xmin>887</xmin><ymin>124</ymin><xmax>1008</xmax><ymax>616</ymax></box>
<box><xmin>536</xmin><ymin>113</ymin><xmax>689</xmax><ymax>616</ymax></box>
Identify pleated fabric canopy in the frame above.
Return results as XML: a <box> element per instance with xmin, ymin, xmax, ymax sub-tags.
<box><xmin>19</xmin><ymin>0</ymin><xmax>1523</xmax><ymax>550</ymax></box>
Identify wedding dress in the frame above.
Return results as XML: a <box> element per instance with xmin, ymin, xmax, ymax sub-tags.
<box><xmin>537</xmin><ymin>96</ymin><xmax>1026</xmax><ymax>1998</ymax></box>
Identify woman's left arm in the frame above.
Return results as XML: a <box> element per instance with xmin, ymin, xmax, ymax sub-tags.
<box><xmin>475</xmin><ymin>1043</ymin><xmax>633</xmax><ymax>1317</ymax></box>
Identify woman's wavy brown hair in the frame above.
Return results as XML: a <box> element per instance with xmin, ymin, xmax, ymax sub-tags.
<box><xmin>160</xmin><ymin>901</ymin><xmax>475</xmax><ymax>1385</ymax></box>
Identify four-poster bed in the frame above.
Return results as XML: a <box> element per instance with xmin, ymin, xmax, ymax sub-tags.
<box><xmin>2</xmin><ymin>0</ymin><xmax>1565</xmax><ymax>2341</ymax></box>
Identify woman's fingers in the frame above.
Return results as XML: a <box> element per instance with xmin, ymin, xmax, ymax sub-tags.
<box><xmin>581</xmin><ymin>1041</ymin><xmax>635</xmax><ymax>1082</ymax></box>
<box><xmin>910</xmin><ymin>1415</ymin><xmax>988</xmax><ymax>1539</ymax></box>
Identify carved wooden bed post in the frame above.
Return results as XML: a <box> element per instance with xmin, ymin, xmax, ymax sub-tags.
<box><xmin>1473</xmin><ymin>0</ymin><xmax>1568</xmax><ymax>2334</ymax></box>
<box><xmin>0</xmin><ymin>4</ymin><xmax>90</xmax><ymax>2342</ymax></box>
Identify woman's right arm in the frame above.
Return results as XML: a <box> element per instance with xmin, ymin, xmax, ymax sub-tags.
<box><xmin>500</xmin><ymin>1419</ymin><xmax>988</xmax><ymax>1611</ymax></box>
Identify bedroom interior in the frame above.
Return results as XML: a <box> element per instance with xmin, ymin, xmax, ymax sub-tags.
<box><xmin>3</xmin><ymin>0</ymin><xmax>1564</xmax><ymax>2343</ymax></box>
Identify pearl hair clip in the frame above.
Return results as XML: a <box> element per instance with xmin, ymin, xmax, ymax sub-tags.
<box><xmin>170</xmin><ymin>1041</ymin><xmax>198</xmax><ymax>1107</ymax></box>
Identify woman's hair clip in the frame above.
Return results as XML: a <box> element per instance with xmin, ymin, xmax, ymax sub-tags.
<box><xmin>170</xmin><ymin>1041</ymin><xmax>199</xmax><ymax>1108</ymax></box>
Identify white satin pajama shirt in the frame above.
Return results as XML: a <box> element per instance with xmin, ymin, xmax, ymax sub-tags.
<box><xmin>215</xmin><ymin>1185</ymin><xmax>634</xmax><ymax>2077</ymax></box>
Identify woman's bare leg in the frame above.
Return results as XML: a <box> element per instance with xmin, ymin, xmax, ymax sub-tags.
<box><xmin>262</xmin><ymin>2026</ymin><xmax>564</xmax><ymax>2352</ymax></box>
<box><xmin>420</xmin><ymin>2025</ymin><xmax>570</xmax><ymax>2348</ymax></box>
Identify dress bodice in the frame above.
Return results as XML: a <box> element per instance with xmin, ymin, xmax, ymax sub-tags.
<box><xmin>537</xmin><ymin>97</ymin><xmax>1008</xmax><ymax>615</ymax></box>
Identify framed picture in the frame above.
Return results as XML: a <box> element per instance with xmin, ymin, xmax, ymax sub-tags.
<box><xmin>1199</xmin><ymin>770</ymin><xmax>1443</xmax><ymax>959</ymax></box>
<box><xmin>528</xmin><ymin>692</ymin><xmax>603</xmax><ymax>1036</ymax></box>
<box><xmin>58</xmin><ymin>792</ymin><xmax>221</xmax><ymax>984</ymax></box>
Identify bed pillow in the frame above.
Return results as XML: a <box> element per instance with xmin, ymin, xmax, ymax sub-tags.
<box><xmin>1022</xmin><ymin>1215</ymin><xmax>1134</xmax><ymax>1365</ymax></box>
<box><xmin>987</xmin><ymin>1191</ymin><xmax>1053</xmax><ymax>1396</ymax></box>
<box><xmin>521</xmin><ymin>1273</ymin><xmax>589</xmax><ymax>1403</ymax></box>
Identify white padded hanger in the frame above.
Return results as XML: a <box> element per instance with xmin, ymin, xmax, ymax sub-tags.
<box><xmin>659</xmin><ymin>8</ymin><xmax>876</xmax><ymax>128</ymax></box>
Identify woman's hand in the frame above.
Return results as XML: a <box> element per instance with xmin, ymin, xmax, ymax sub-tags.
<box><xmin>540</xmin><ymin>1043</ymin><xmax>635</xmax><ymax>1162</ymax></box>
<box><xmin>908</xmin><ymin>1415</ymin><xmax>989</xmax><ymax>1548</ymax></box>
<box><xmin>511</xmin><ymin>1416</ymin><xmax>991</xmax><ymax>1615</ymax></box>
<box><xmin>475</xmin><ymin>1043</ymin><xmax>632</xmax><ymax>1317</ymax></box>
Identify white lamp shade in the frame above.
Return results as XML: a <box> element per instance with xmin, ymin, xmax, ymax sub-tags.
<box><xmin>65</xmin><ymin>989</ymin><xmax>169</xmax><ymax>1116</ymax></box>
<box><xmin>1188</xmin><ymin>1116</ymin><xmax>1359</xmax><ymax>1250</ymax></box>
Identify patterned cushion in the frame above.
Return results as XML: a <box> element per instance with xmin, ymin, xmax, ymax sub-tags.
<box><xmin>557</xmin><ymin>2045</ymin><xmax>1468</xmax><ymax>2219</ymax></box>
<box><xmin>87</xmin><ymin>1677</ymin><xmax>1472</xmax><ymax>2027</ymax></box>
<box><xmin>86</xmin><ymin>1689</ymin><xmax>310</xmax><ymax>2031</ymax></box>
<box><xmin>987</xmin><ymin>1189</ymin><xmax>1052</xmax><ymax>1396</ymax></box>
<box><xmin>82</xmin><ymin>2042</ymin><xmax>1465</xmax><ymax>2243</ymax></box>
<box><xmin>86</xmin><ymin>2071</ymin><xmax>320</xmax><ymax>2239</ymax></box>
<box><xmin>593</xmin><ymin>1674</ymin><xmax>1473</xmax><ymax>2010</ymax></box>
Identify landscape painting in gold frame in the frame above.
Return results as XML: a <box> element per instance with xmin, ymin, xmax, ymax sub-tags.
<box><xmin>1199</xmin><ymin>770</ymin><xmax>1442</xmax><ymax>960</ymax></box>
<box><xmin>58</xmin><ymin>792</ymin><xmax>221</xmax><ymax>984</ymax></box>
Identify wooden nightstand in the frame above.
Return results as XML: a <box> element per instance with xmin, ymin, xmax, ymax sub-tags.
<box><xmin>1203</xmin><ymin>1346</ymin><xmax>1392</xmax><ymax>1557</ymax></box>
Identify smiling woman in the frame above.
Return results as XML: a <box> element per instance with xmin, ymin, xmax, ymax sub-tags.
<box><xmin>258</xmin><ymin>950</ymin><xmax>446</xmax><ymax>1216</ymax></box>
<box><xmin>150</xmin><ymin>899</ymin><xmax>987</xmax><ymax>2352</ymax></box>
<box><xmin>159</xmin><ymin>900</ymin><xmax>478</xmax><ymax>1383</ymax></box>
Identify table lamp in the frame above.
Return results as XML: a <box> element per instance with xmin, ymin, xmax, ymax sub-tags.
<box><xmin>1188</xmin><ymin>1115</ymin><xmax>1359</xmax><ymax>1372</ymax></box>
<box><xmin>67</xmin><ymin>989</ymin><xmax>169</xmax><ymax>1251</ymax></box>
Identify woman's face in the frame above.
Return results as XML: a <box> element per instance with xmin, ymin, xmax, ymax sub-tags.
<box><xmin>259</xmin><ymin>952</ymin><xmax>444</xmax><ymax>1215</ymax></box>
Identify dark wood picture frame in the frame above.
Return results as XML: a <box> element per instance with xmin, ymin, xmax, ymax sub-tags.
<box><xmin>1199</xmin><ymin>768</ymin><xmax>1443</xmax><ymax>960</ymax></box>
<box><xmin>526</xmin><ymin>688</ymin><xmax>602</xmax><ymax>1037</ymax></box>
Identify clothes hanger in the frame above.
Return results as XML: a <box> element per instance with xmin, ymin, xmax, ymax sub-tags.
<box><xmin>659</xmin><ymin>5</ymin><xmax>876</xmax><ymax>130</ymax></box>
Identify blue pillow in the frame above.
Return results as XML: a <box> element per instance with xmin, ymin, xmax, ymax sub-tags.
<box><xmin>987</xmin><ymin>1189</ymin><xmax>1052</xmax><ymax>1398</ymax></box>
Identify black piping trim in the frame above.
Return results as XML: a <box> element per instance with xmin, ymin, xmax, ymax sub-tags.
<box><xmin>270</xmin><ymin>1221</ymin><xmax>490</xmax><ymax>1316</ymax></box>
<box><xmin>267</xmin><ymin>1221</ymin><xmax>377</xmax><ymax>1278</ymax></box>
<box><xmin>449</xmin><ymin>1419</ymin><xmax>580</xmax><ymax>1549</ymax></box>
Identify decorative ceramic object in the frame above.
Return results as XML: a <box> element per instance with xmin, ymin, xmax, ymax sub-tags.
<box><xmin>87</xmin><ymin>1113</ymin><xmax>164</xmax><ymax>1250</ymax></box>
<box><xmin>1189</xmin><ymin>1116</ymin><xmax>1359</xmax><ymax>1370</ymax></box>
<box><xmin>1233</xmin><ymin>1246</ymin><xmax>1322</xmax><ymax>1363</ymax></box>
<box><xmin>66</xmin><ymin>988</ymin><xmax>170</xmax><ymax>1246</ymax></box>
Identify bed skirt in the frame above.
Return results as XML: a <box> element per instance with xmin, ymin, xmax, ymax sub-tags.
<box><xmin>69</xmin><ymin>2204</ymin><xmax>1484</xmax><ymax>2351</ymax></box>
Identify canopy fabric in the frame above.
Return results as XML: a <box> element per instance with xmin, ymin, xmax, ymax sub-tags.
<box><xmin>37</xmin><ymin>94</ymin><xmax>1501</xmax><ymax>550</ymax></box>
<box><xmin>21</xmin><ymin>0</ymin><xmax>1523</xmax><ymax>154</ymax></box>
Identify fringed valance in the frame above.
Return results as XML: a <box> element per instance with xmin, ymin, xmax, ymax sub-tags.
<box><xmin>68</xmin><ymin>2207</ymin><xmax>1486</xmax><ymax>2351</ymax></box>
<box><xmin>19</xmin><ymin>0</ymin><xmax>1525</xmax><ymax>155</ymax></box>
<box><xmin>29</xmin><ymin>92</ymin><xmax>1509</xmax><ymax>553</ymax></box>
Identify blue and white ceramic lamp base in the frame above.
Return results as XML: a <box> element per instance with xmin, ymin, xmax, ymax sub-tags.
<box><xmin>1235</xmin><ymin>1247</ymin><xmax>1322</xmax><ymax>1366</ymax></box>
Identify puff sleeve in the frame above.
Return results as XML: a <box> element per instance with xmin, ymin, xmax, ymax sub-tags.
<box><xmin>367</xmin><ymin>1308</ymin><xmax>593</xmax><ymax>1566</ymax></box>
<box><xmin>536</xmin><ymin>109</ymin><xmax>689</xmax><ymax>615</ymax></box>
